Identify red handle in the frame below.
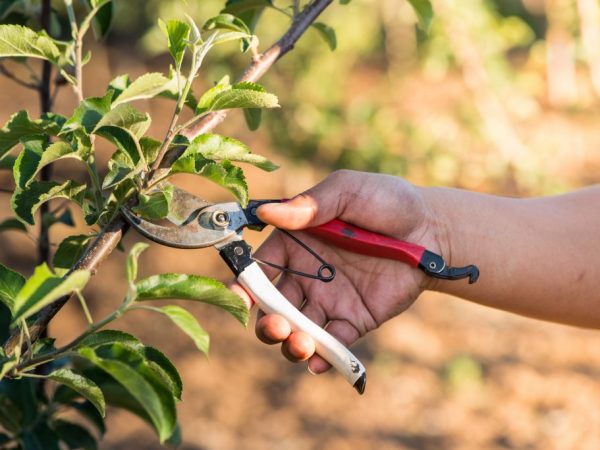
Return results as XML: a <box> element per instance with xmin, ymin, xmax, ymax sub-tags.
<box><xmin>305</xmin><ymin>219</ymin><xmax>425</xmax><ymax>267</ymax></box>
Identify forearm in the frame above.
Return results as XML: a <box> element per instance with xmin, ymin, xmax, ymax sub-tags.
<box><xmin>422</xmin><ymin>185</ymin><xmax>600</xmax><ymax>328</ymax></box>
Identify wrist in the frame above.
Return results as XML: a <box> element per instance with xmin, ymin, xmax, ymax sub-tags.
<box><xmin>415</xmin><ymin>186</ymin><xmax>456</xmax><ymax>292</ymax></box>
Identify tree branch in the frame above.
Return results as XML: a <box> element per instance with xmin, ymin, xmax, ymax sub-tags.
<box><xmin>3</xmin><ymin>0</ymin><xmax>334</xmax><ymax>356</ymax></box>
<box><xmin>0</xmin><ymin>63</ymin><xmax>39</xmax><ymax>90</ymax></box>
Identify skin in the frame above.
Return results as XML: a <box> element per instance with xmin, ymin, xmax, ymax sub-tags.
<box><xmin>231</xmin><ymin>170</ymin><xmax>600</xmax><ymax>374</ymax></box>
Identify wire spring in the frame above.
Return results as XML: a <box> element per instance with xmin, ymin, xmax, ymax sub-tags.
<box><xmin>253</xmin><ymin>229</ymin><xmax>336</xmax><ymax>283</ymax></box>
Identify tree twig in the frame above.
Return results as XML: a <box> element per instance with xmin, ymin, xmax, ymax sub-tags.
<box><xmin>3</xmin><ymin>0</ymin><xmax>334</xmax><ymax>356</ymax></box>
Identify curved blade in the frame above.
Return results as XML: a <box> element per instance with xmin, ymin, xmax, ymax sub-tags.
<box><xmin>121</xmin><ymin>201</ymin><xmax>250</xmax><ymax>249</ymax></box>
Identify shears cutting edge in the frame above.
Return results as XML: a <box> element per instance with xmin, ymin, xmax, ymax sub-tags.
<box><xmin>122</xmin><ymin>186</ymin><xmax>479</xmax><ymax>395</ymax></box>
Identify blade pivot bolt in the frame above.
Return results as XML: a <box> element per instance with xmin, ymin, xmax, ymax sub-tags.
<box><xmin>212</xmin><ymin>211</ymin><xmax>230</xmax><ymax>228</ymax></box>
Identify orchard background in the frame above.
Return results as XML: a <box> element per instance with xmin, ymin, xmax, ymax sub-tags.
<box><xmin>2</xmin><ymin>0</ymin><xmax>600</xmax><ymax>449</ymax></box>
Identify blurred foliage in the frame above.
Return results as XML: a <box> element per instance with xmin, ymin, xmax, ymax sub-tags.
<box><xmin>101</xmin><ymin>0</ymin><xmax>600</xmax><ymax>195</ymax></box>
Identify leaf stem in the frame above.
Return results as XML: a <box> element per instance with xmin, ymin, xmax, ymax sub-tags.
<box><xmin>75</xmin><ymin>290</ymin><xmax>93</xmax><ymax>325</ymax></box>
<box><xmin>13</xmin><ymin>304</ymin><xmax>126</xmax><ymax>374</ymax></box>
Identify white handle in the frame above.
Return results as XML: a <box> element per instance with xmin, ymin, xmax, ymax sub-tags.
<box><xmin>237</xmin><ymin>262</ymin><xmax>366</xmax><ymax>394</ymax></box>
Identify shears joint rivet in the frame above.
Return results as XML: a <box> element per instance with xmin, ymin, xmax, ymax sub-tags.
<box><xmin>212</xmin><ymin>211</ymin><xmax>230</xmax><ymax>228</ymax></box>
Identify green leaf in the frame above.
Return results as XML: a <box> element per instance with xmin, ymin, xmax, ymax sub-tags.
<box><xmin>196</xmin><ymin>81</ymin><xmax>279</xmax><ymax>114</ymax></box>
<box><xmin>312</xmin><ymin>22</ymin><xmax>337</xmax><ymax>51</ymax></box>
<box><xmin>158</xmin><ymin>305</ymin><xmax>209</xmax><ymax>355</ymax></box>
<box><xmin>85</xmin><ymin>0</ymin><xmax>114</xmax><ymax>39</ymax></box>
<box><xmin>0</xmin><ymin>378</ymin><xmax>38</xmax><ymax>427</ymax></box>
<box><xmin>243</xmin><ymin>108</ymin><xmax>262</xmax><ymax>131</ymax></box>
<box><xmin>222</xmin><ymin>0</ymin><xmax>272</xmax><ymax>32</ymax></box>
<box><xmin>196</xmin><ymin>75</ymin><xmax>231</xmax><ymax>113</ymax></box>
<box><xmin>0</xmin><ymin>263</ymin><xmax>24</xmax><ymax>313</ymax></box>
<box><xmin>11</xmin><ymin>264</ymin><xmax>90</xmax><ymax>324</ymax></box>
<box><xmin>186</xmin><ymin>133</ymin><xmax>278</xmax><ymax>171</ymax></box>
<box><xmin>11</xmin><ymin>180</ymin><xmax>86</xmax><ymax>225</ymax></box>
<box><xmin>126</xmin><ymin>242</ymin><xmax>149</xmax><ymax>284</ymax></box>
<box><xmin>203</xmin><ymin>13</ymin><xmax>250</xmax><ymax>35</ymax></box>
<box><xmin>171</xmin><ymin>156</ymin><xmax>248</xmax><ymax>206</ymax></box>
<box><xmin>0</xmin><ymin>154</ymin><xmax>15</xmax><ymax>170</ymax></box>
<box><xmin>0</xmin><ymin>217</ymin><xmax>27</xmax><ymax>233</ymax></box>
<box><xmin>78</xmin><ymin>345</ymin><xmax>177</xmax><ymax>443</ymax></box>
<box><xmin>72</xmin><ymin>401</ymin><xmax>106</xmax><ymax>436</ymax></box>
<box><xmin>407</xmin><ymin>0</ymin><xmax>433</xmax><ymax>31</ymax></box>
<box><xmin>53</xmin><ymin>420</ymin><xmax>97</xmax><ymax>450</ymax></box>
<box><xmin>14</xmin><ymin>138</ymin><xmax>88</xmax><ymax>189</ymax></box>
<box><xmin>102</xmin><ymin>149</ymin><xmax>140</xmax><ymax>189</ymax></box>
<box><xmin>94</xmin><ymin>103</ymin><xmax>151</xmax><ymax>139</ymax></box>
<box><xmin>0</xmin><ymin>24</ymin><xmax>61</xmax><ymax>63</ymax></box>
<box><xmin>132</xmin><ymin>184</ymin><xmax>174</xmax><ymax>220</ymax></box>
<box><xmin>142</xmin><ymin>346</ymin><xmax>182</xmax><ymax>401</ymax></box>
<box><xmin>140</xmin><ymin>136</ymin><xmax>162</xmax><ymax>166</ymax></box>
<box><xmin>76</xmin><ymin>329</ymin><xmax>141</xmax><ymax>349</ymax></box>
<box><xmin>48</xmin><ymin>369</ymin><xmax>105</xmax><ymax>417</ymax></box>
<box><xmin>62</xmin><ymin>92</ymin><xmax>113</xmax><ymax>134</ymax></box>
<box><xmin>112</xmin><ymin>72</ymin><xmax>173</xmax><ymax>107</ymax></box>
<box><xmin>135</xmin><ymin>274</ymin><xmax>248</xmax><ymax>325</ymax></box>
<box><xmin>159</xmin><ymin>19</ymin><xmax>190</xmax><ymax>71</ymax></box>
<box><xmin>0</xmin><ymin>110</ymin><xmax>62</xmax><ymax>158</ymax></box>
<box><xmin>53</xmin><ymin>234</ymin><xmax>94</xmax><ymax>276</ymax></box>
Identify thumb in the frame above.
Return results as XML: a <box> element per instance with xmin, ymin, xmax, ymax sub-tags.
<box><xmin>257</xmin><ymin>176</ymin><xmax>346</xmax><ymax>230</ymax></box>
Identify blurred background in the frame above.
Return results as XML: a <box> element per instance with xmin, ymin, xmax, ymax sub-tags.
<box><xmin>2</xmin><ymin>0</ymin><xmax>600</xmax><ymax>448</ymax></box>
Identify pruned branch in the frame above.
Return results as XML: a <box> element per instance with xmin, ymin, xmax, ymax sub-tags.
<box><xmin>4</xmin><ymin>0</ymin><xmax>334</xmax><ymax>355</ymax></box>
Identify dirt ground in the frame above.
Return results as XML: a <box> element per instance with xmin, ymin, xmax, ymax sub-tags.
<box><xmin>2</xmin><ymin>44</ymin><xmax>600</xmax><ymax>450</ymax></box>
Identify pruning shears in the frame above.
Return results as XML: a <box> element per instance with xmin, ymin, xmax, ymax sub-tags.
<box><xmin>122</xmin><ymin>185</ymin><xmax>479</xmax><ymax>395</ymax></box>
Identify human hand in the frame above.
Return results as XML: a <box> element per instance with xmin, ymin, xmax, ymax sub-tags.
<box><xmin>231</xmin><ymin>170</ymin><xmax>448</xmax><ymax>374</ymax></box>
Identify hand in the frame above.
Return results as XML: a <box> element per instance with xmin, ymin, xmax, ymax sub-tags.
<box><xmin>232</xmin><ymin>170</ymin><xmax>448</xmax><ymax>374</ymax></box>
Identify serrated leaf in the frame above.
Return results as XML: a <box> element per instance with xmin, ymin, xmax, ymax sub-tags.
<box><xmin>312</xmin><ymin>22</ymin><xmax>337</xmax><ymax>51</ymax></box>
<box><xmin>159</xmin><ymin>19</ymin><xmax>190</xmax><ymax>71</ymax></box>
<box><xmin>158</xmin><ymin>305</ymin><xmax>209</xmax><ymax>355</ymax></box>
<box><xmin>132</xmin><ymin>184</ymin><xmax>174</xmax><ymax>221</ymax></box>
<box><xmin>48</xmin><ymin>369</ymin><xmax>105</xmax><ymax>417</ymax></box>
<box><xmin>142</xmin><ymin>346</ymin><xmax>182</xmax><ymax>401</ymax></box>
<box><xmin>0</xmin><ymin>263</ymin><xmax>25</xmax><ymax>312</ymax></box>
<box><xmin>0</xmin><ymin>218</ymin><xmax>27</xmax><ymax>233</ymax></box>
<box><xmin>85</xmin><ymin>0</ymin><xmax>114</xmax><ymax>39</ymax></box>
<box><xmin>11</xmin><ymin>264</ymin><xmax>90</xmax><ymax>324</ymax></box>
<box><xmin>0</xmin><ymin>24</ymin><xmax>61</xmax><ymax>63</ymax></box>
<box><xmin>11</xmin><ymin>180</ymin><xmax>86</xmax><ymax>225</ymax></box>
<box><xmin>14</xmin><ymin>138</ymin><xmax>88</xmax><ymax>189</ymax></box>
<box><xmin>196</xmin><ymin>75</ymin><xmax>231</xmax><ymax>114</ymax></box>
<box><xmin>140</xmin><ymin>136</ymin><xmax>161</xmax><ymax>166</ymax></box>
<box><xmin>94</xmin><ymin>103</ymin><xmax>150</xmax><ymax>139</ymax></box>
<box><xmin>135</xmin><ymin>274</ymin><xmax>248</xmax><ymax>325</ymax></box>
<box><xmin>0</xmin><ymin>110</ymin><xmax>62</xmax><ymax>158</ymax></box>
<box><xmin>53</xmin><ymin>420</ymin><xmax>97</xmax><ymax>450</ymax></box>
<box><xmin>407</xmin><ymin>0</ymin><xmax>433</xmax><ymax>31</ymax></box>
<box><xmin>112</xmin><ymin>72</ymin><xmax>173</xmax><ymax>107</ymax></box>
<box><xmin>76</xmin><ymin>329</ymin><xmax>141</xmax><ymax>349</ymax></box>
<box><xmin>53</xmin><ymin>234</ymin><xmax>94</xmax><ymax>276</ymax></box>
<box><xmin>62</xmin><ymin>92</ymin><xmax>113</xmax><ymax>134</ymax></box>
<box><xmin>101</xmin><ymin>149</ymin><xmax>141</xmax><ymax>189</ymax></box>
<box><xmin>186</xmin><ymin>133</ymin><xmax>278</xmax><ymax>171</ymax></box>
<box><xmin>203</xmin><ymin>13</ymin><xmax>250</xmax><ymax>35</ymax></box>
<box><xmin>196</xmin><ymin>81</ymin><xmax>278</xmax><ymax>114</ymax></box>
<box><xmin>222</xmin><ymin>0</ymin><xmax>273</xmax><ymax>31</ymax></box>
<box><xmin>126</xmin><ymin>242</ymin><xmax>149</xmax><ymax>283</ymax></box>
<box><xmin>78</xmin><ymin>345</ymin><xmax>177</xmax><ymax>443</ymax></box>
<box><xmin>171</xmin><ymin>156</ymin><xmax>248</xmax><ymax>206</ymax></box>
